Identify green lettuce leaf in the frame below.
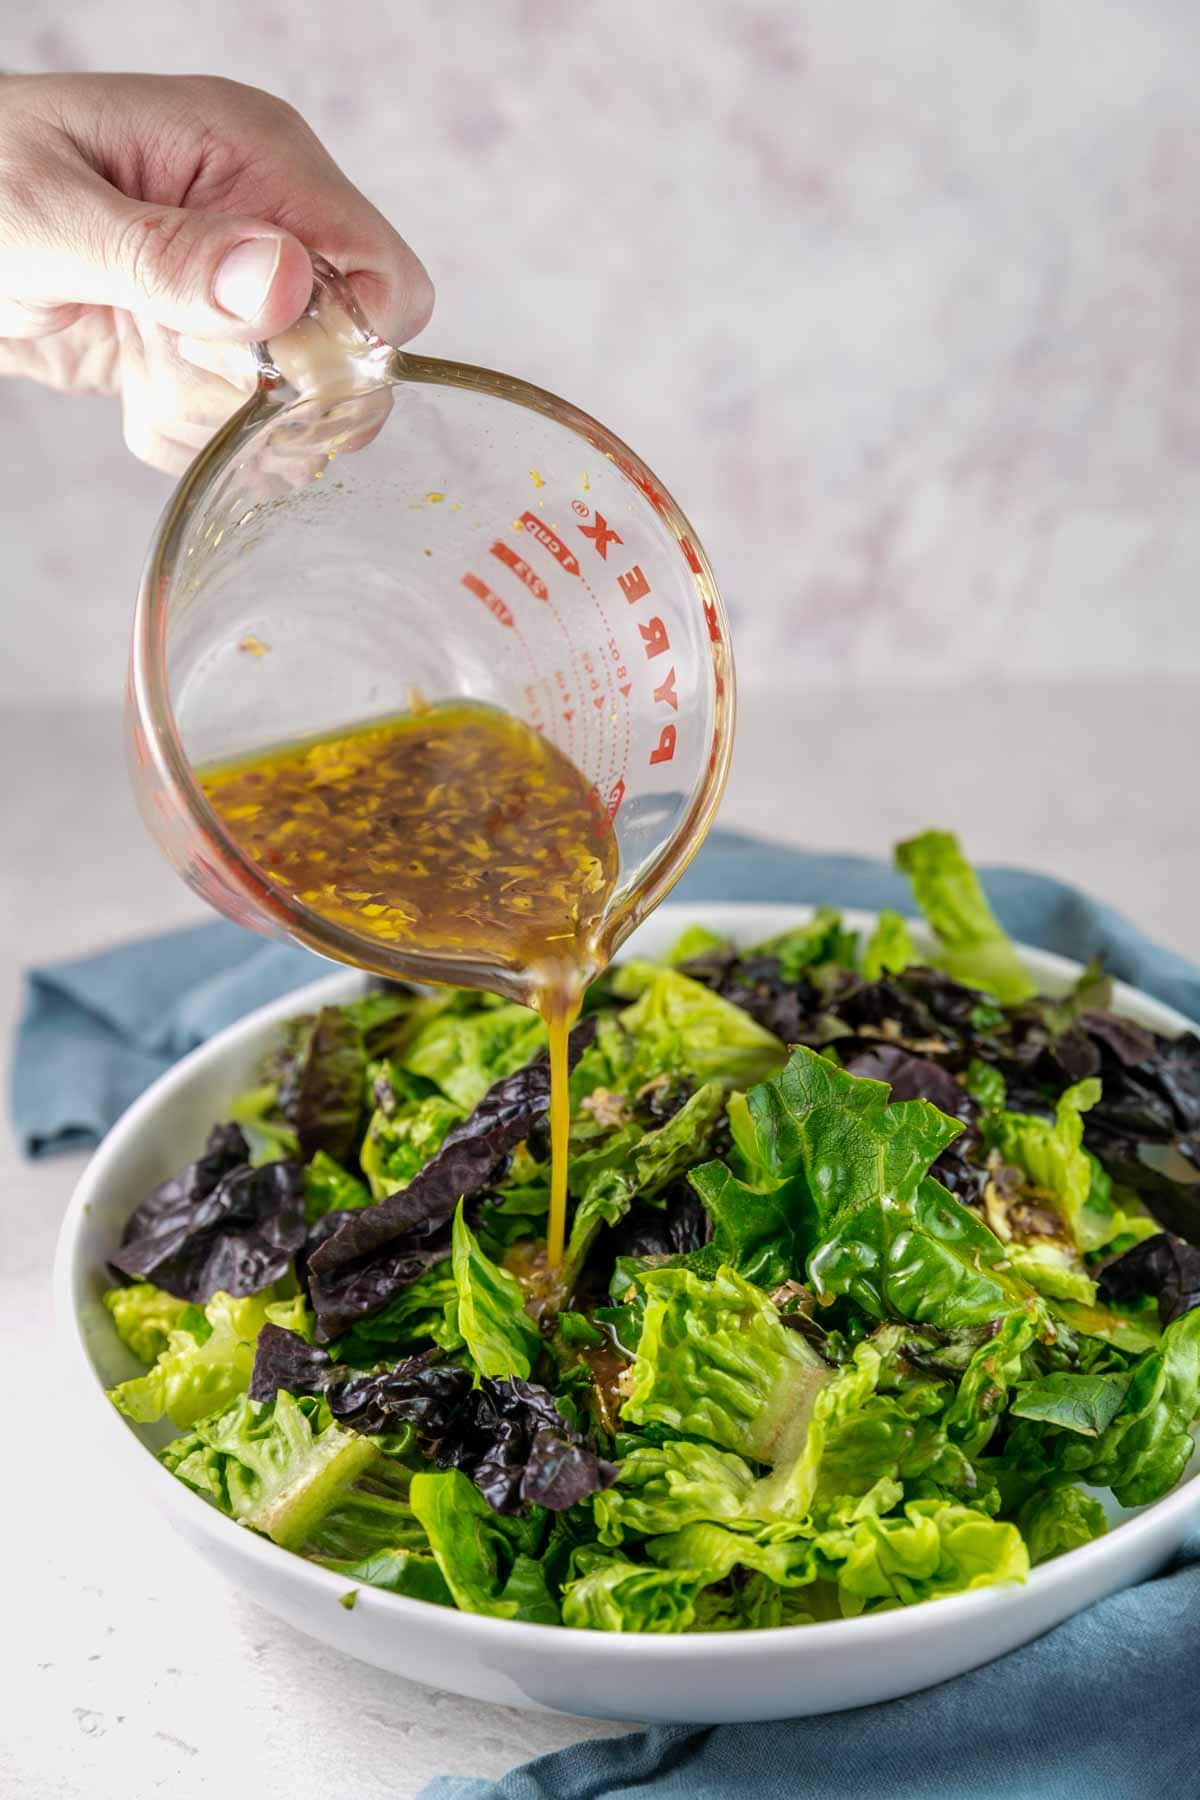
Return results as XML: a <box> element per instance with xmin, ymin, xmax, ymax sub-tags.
<box><xmin>1015</xmin><ymin>1485</ymin><xmax>1108</xmax><ymax>1566</ymax></box>
<box><xmin>690</xmin><ymin>1571</ymin><xmax>824</xmax><ymax>1631</ymax></box>
<box><xmin>304</xmin><ymin>1151</ymin><xmax>371</xmax><ymax>1222</ymax></box>
<box><xmin>998</xmin><ymin>1307</ymin><xmax>1200</xmax><ymax>1510</ymax></box>
<box><xmin>623</xmin><ymin>1264</ymin><xmax>832</xmax><ymax>1465</ymax></box>
<box><xmin>402</xmin><ymin>1002</ymin><xmax>546</xmax><ymax>1111</ymax></box>
<box><xmin>861</xmin><ymin>910</ymin><xmax>917</xmax><ymax>980</ymax></box>
<box><xmin>740</xmin><ymin>1044</ymin><xmax>961</xmax><ymax>1217</ymax></box>
<box><xmin>1052</xmin><ymin>1299</ymin><xmax>1160</xmax><ymax>1356</ymax></box>
<box><xmin>755</xmin><ymin>908</ymin><xmax>858</xmax><ymax>979</ymax></box>
<box><xmin>328</xmin><ymin>1260</ymin><xmax>463</xmax><ymax>1365</ymax></box>
<box><xmin>751</xmin><ymin>1344</ymin><xmax>891</xmax><ymax>1520</ymax></box>
<box><xmin>562</xmin><ymin>1083</ymin><xmax>729</xmax><ymax>1287</ymax></box>
<box><xmin>687</xmin><ymin>1159</ymin><xmax>808</xmax><ymax>1289</ymax></box>
<box><xmin>409</xmin><ymin>1469</ymin><xmax>558</xmax><ymax>1623</ymax></box>
<box><xmin>320</xmin><ymin>1549</ymin><xmax>454</xmax><ymax>1604</ymax></box>
<box><xmin>815</xmin><ymin>1497</ymin><xmax>1029</xmax><ymax>1614</ymax></box>
<box><xmin>609</xmin><ymin>966</ymin><xmax>788</xmax><ymax>1089</ymax></box>
<box><xmin>964</xmin><ymin>1058</ymin><xmax>1007</xmax><ymax>1111</ymax></box>
<box><xmin>295</xmin><ymin>1453</ymin><xmax>453</xmax><ymax>1603</ymax></box>
<box><xmin>1081</xmin><ymin>1307</ymin><xmax>1200</xmax><ymax>1506</ymax></box>
<box><xmin>651</xmin><ymin>1496</ymin><xmax>1027</xmax><ymax>1617</ymax></box>
<box><xmin>646</xmin><ymin>1519</ymin><xmax>823</xmax><ymax>1589</ymax></box>
<box><xmin>594</xmin><ymin>1439</ymin><xmax>759</xmax><ymax>1546</ymax></box>
<box><xmin>561</xmin><ymin>1547</ymin><xmax>704</xmax><ymax>1632</ymax></box>
<box><xmin>229</xmin><ymin>1082</ymin><xmax>300</xmax><ymax>1165</ymax></box>
<box><xmin>740</xmin><ymin>1045</ymin><xmax>1041</xmax><ymax>1330</ymax></box>
<box><xmin>755</xmin><ymin>1337</ymin><xmax>982</xmax><ymax>1522</ymax></box>
<box><xmin>1011</xmin><ymin>1371</ymin><xmax>1132</xmax><ymax>1438</ymax></box>
<box><xmin>451</xmin><ymin>1201</ymin><xmax>541</xmax><ymax>1380</ymax></box>
<box><xmin>895</xmin><ymin>830</ymin><xmax>1036</xmax><ymax>1003</ymax></box>
<box><xmin>163</xmin><ymin>1391</ymin><xmax>378</xmax><ymax>1549</ymax></box>
<box><xmin>104</xmin><ymin>1281</ymin><xmax>194</xmax><ymax>1364</ymax></box>
<box><xmin>109</xmin><ymin>1289</ymin><xmax>309</xmax><ymax>1429</ymax></box>
<box><xmin>1007</xmin><ymin>1242</ymin><xmax>1097</xmax><ymax>1305</ymax></box>
<box><xmin>990</xmin><ymin>1082</ymin><xmax>1152</xmax><ymax>1254</ymax></box>
<box><xmin>661</xmin><ymin>924</ymin><xmax>730</xmax><ymax>966</ymax></box>
<box><xmin>943</xmin><ymin>1312</ymin><xmax>1039</xmax><ymax>1457</ymax></box>
<box><xmin>360</xmin><ymin>1082</ymin><xmax>464</xmax><ymax>1200</ymax></box>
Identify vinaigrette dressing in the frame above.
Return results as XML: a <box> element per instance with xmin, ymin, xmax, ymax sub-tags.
<box><xmin>200</xmin><ymin>701</ymin><xmax>618</xmax><ymax>1267</ymax></box>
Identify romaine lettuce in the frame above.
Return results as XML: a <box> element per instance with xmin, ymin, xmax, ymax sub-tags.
<box><xmin>409</xmin><ymin>1469</ymin><xmax>558</xmax><ymax>1622</ymax></box>
<box><xmin>451</xmin><ymin>1202</ymin><xmax>542</xmax><ymax>1380</ymax></box>
<box><xmin>402</xmin><ymin>1002</ymin><xmax>547</xmax><ymax>1111</ymax></box>
<box><xmin>1016</xmin><ymin>1485</ymin><xmax>1107</xmax><ymax>1566</ymax></box>
<box><xmin>561</xmin><ymin>1548</ymin><xmax>704</xmax><ymax>1632</ymax></box>
<box><xmin>109</xmin><ymin>1288</ymin><xmax>309</xmax><ymax>1429</ymax></box>
<box><xmin>895</xmin><ymin>830</ymin><xmax>1036</xmax><ymax>1004</ymax></box>
<box><xmin>594</xmin><ymin>1439</ymin><xmax>759</xmax><ymax>1546</ymax></box>
<box><xmin>104</xmin><ymin>1281</ymin><xmax>193</xmax><ymax>1365</ymax></box>
<box><xmin>737</xmin><ymin>1045</ymin><xmax>1041</xmax><ymax>1330</ymax></box>
<box><xmin>623</xmin><ymin>1264</ymin><xmax>831</xmax><ymax>1465</ymax></box>
<box><xmin>861</xmin><ymin>910</ymin><xmax>917</xmax><ymax>980</ymax></box>
<box><xmin>163</xmin><ymin>1391</ymin><xmax>378</xmax><ymax>1549</ymax></box>
<box><xmin>609</xmin><ymin>965</ymin><xmax>788</xmax><ymax>1089</ymax></box>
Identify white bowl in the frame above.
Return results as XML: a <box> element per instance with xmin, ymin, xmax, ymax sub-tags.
<box><xmin>55</xmin><ymin>903</ymin><xmax>1200</xmax><ymax>1723</ymax></box>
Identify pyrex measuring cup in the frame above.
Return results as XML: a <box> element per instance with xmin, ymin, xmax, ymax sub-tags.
<box><xmin>127</xmin><ymin>257</ymin><xmax>735</xmax><ymax>998</ymax></box>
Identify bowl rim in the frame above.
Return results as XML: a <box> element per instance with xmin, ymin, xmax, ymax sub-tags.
<box><xmin>54</xmin><ymin>900</ymin><xmax>1200</xmax><ymax>1658</ymax></box>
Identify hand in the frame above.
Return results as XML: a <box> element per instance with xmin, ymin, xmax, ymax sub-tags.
<box><xmin>0</xmin><ymin>72</ymin><xmax>433</xmax><ymax>471</ymax></box>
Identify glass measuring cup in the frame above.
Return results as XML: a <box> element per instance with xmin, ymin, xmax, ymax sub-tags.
<box><xmin>127</xmin><ymin>257</ymin><xmax>735</xmax><ymax>999</ymax></box>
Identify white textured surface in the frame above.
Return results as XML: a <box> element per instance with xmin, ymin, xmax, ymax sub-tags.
<box><xmin>5</xmin><ymin>1</ymin><xmax>1200</xmax><ymax>1792</ymax></box>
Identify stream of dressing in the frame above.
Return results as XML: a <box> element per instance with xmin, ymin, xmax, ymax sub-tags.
<box><xmin>200</xmin><ymin>700</ymin><xmax>618</xmax><ymax>1269</ymax></box>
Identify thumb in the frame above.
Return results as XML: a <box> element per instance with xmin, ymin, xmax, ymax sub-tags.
<box><xmin>13</xmin><ymin>165</ymin><xmax>317</xmax><ymax>340</ymax></box>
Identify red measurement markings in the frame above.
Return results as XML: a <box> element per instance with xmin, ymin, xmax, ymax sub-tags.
<box><xmin>650</xmin><ymin>725</ymin><xmax>677</xmax><ymax>766</ymax></box>
<box><xmin>573</xmin><ymin>501</ymin><xmax>678</xmax><ymax>769</ymax></box>
<box><xmin>612</xmin><ymin>453</ymin><xmax>667</xmax><ymax>514</ymax></box>
<box><xmin>608</xmin><ymin>633</ymin><xmax>632</xmax><ymax>700</ymax></box>
<box><xmin>519</xmin><ymin>513</ymin><xmax>580</xmax><ymax>577</ymax></box>
<box><xmin>490</xmin><ymin>540</ymin><xmax>549</xmax><ymax>600</ymax></box>
<box><xmin>461</xmin><ymin>573</ymin><xmax>514</xmax><ymax>628</ymax></box>
<box><xmin>577</xmin><ymin>513</ymin><xmax>622</xmax><ymax>560</ymax></box>
<box><xmin>523</xmin><ymin>682</ymin><xmax>547</xmax><ymax>733</ymax></box>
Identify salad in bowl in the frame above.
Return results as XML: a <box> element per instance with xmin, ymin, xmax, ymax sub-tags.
<box><xmin>96</xmin><ymin>832</ymin><xmax>1200</xmax><ymax>1638</ymax></box>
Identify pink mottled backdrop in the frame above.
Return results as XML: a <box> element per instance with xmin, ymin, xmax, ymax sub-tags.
<box><xmin>3</xmin><ymin>2</ymin><xmax>1200</xmax><ymax>953</ymax></box>
<box><xmin>7</xmin><ymin>1</ymin><xmax>1200</xmax><ymax>694</ymax></box>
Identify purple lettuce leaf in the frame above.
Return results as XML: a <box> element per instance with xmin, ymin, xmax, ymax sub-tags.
<box><xmin>111</xmin><ymin>1124</ymin><xmax>305</xmax><ymax>1302</ymax></box>
<box><xmin>249</xmin><ymin>1326</ymin><xmax>615</xmax><ymax>1515</ymax></box>
<box><xmin>1098</xmin><ymin>1232</ymin><xmax>1200</xmax><ymax>1326</ymax></box>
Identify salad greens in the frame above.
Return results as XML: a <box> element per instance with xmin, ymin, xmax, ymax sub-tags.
<box><xmin>104</xmin><ymin>830</ymin><xmax>1200</xmax><ymax>1633</ymax></box>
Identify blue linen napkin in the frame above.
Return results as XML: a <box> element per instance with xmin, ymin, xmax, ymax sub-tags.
<box><xmin>12</xmin><ymin>828</ymin><xmax>1200</xmax><ymax>1156</ymax></box>
<box><xmin>13</xmin><ymin>829</ymin><xmax>1200</xmax><ymax>1795</ymax></box>
<box><xmin>419</xmin><ymin>1534</ymin><xmax>1200</xmax><ymax>1800</ymax></box>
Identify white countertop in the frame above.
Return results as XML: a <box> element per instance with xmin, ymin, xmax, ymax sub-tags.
<box><xmin>4</xmin><ymin>675</ymin><xmax>1198</xmax><ymax>1798</ymax></box>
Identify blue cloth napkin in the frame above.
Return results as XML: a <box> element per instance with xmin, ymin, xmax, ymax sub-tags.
<box><xmin>420</xmin><ymin>1534</ymin><xmax>1200</xmax><ymax>1800</ymax></box>
<box><xmin>12</xmin><ymin>829</ymin><xmax>1200</xmax><ymax>1795</ymax></box>
<box><xmin>12</xmin><ymin>828</ymin><xmax>1200</xmax><ymax>1157</ymax></box>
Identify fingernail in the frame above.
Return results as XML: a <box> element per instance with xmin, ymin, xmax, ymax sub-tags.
<box><xmin>213</xmin><ymin>237</ymin><xmax>283</xmax><ymax>321</ymax></box>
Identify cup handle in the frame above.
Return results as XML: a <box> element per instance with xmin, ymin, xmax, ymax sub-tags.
<box><xmin>253</xmin><ymin>253</ymin><xmax>396</xmax><ymax>402</ymax></box>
